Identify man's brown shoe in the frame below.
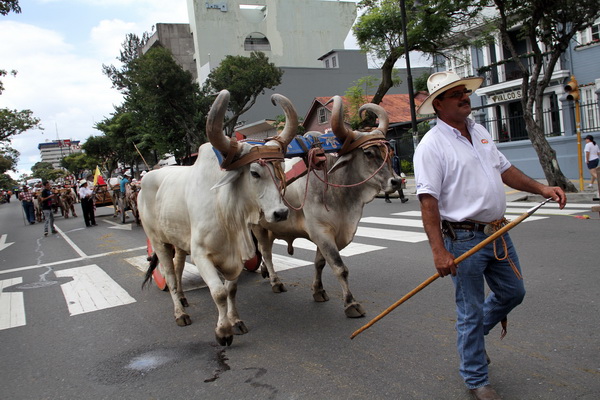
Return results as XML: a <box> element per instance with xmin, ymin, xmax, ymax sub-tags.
<box><xmin>470</xmin><ymin>385</ymin><xmax>501</xmax><ymax>400</ymax></box>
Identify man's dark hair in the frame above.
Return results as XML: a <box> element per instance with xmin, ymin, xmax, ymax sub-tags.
<box><xmin>42</xmin><ymin>181</ymin><xmax>49</xmax><ymax>186</ymax></box>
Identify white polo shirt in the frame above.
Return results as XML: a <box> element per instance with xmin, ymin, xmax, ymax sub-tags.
<box><xmin>414</xmin><ymin>118</ymin><xmax>511</xmax><ymax>223</ymax></box>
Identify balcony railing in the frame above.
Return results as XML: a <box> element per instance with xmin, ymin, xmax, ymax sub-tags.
<box><xmin>477</xmin><ymin>52</ymin><xmax>557</xmax><ymax>86</ymax></box>
<box><xmin>475</xmin><ymin>100</ymin><xmax>600</xmax><ymax>143</ymax></box>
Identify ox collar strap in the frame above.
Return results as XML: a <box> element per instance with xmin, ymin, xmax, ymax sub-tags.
<box><xmin>338</xmin><ymin>131</ymin><xmax>388</xmax><ymax>156</ymax></box>
<box><xmin>220</xmin><ymin>137</ymin><xmax>285</xmax><ymax>171</ymax></box>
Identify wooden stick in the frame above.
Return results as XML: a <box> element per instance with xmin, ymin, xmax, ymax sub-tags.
<box><xmin>350</xmin><ymin>198</ymin><xmax>552</xmax><ymax>340</ymax></box>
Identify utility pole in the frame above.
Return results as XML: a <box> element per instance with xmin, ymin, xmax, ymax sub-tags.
<box><xmin>400</xmin><ymin>0</ymin><xmax>419</xmax><ymax>152</ymax></box>
<box><xmin>564</xmin><ymin>76</ymin><xmax>583</xmax><ymax>191</ymax></box>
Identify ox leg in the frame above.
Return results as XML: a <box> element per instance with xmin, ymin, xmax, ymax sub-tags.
<box><xmin>253</xmin><ymin>227</ymin><xmax>286</xmax><ymax>293</ymax></box>
<box><xmin>313</xmin><ymin>243</ymin><xmax>366</xmax><ymax>318</ymax></box>
<box><xmin>155</xmin><ymin>244</ymin><xmax>191</xmax><ymax>327</ymax></box>
<box><xmin>312</xmin><ymin>249</ymin><xmax>329</xmax><ymax>302</ymax></box>
<box><xmin>173</xmin><ymin>248</ymin><xmax>188</xmax><ymax>308</ymax></box>
<box><xmin>191</xmin><ymin>253</ymin><xmax>234</xmax><ymax>346</ymax></box>
<box><xmin>225</xmin><ymin>279</ymin><xmax>248</xmax><ymax>335</ymax></box>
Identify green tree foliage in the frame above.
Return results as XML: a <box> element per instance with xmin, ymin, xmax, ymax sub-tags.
<box><xmin>353</xmin><ymin>0</ymin><xmax>485</xmax><ymax>104</ymax></box>
<box><xmin>92</xmin><ymin>112</ymin><xmax>142</xmax><ymax>171</ymax></box>
<box><xmin>0</xmin><ymin>173</ymin><xmax>17</xmax><ymax>190</ymax></box>
<box><xmin>0</xmin><ymin>146</ymin><xmax>19</xmax><ymax>173</ymax></box>
<box><xmin>344</xmin><ymin>76</ymin><xmax>381</xmax><ymax>129</ymax></box>
<box><xmin>31</xmin><ymin>161</ymin><xmax>65</xmax><ymax>182</ymax></box>
<box><xmin>0</xmin><ymin>108</ymin><xmax>42</xmax><ymax>142</ymax></box>
<box><xmin>0</xmin><ymin>0</ymin><xmax>20</xmax><ymax>16</ymax></box>
<box><xmin>202</xmin><ymin>51</ymin><xmax>283</xmax><ymax>134</ymax></box>
<box><xmin>126</xmin><ymin>46</ymin><xmax>205</xmax><ymax>161</ymax></box>
<box><xmin>60</xmin><ymin>152</ymin><xmax>97</xmax><ymax>178</ymax></box>
<box><xmin>102</xmin><ymin>33</ymin><xmax>150</xmax><ymax>95</ymax></box>
<box><xmin>102</xmin><ymin>36</ymin><xmax>206</xmax><ymax>164</ymax></box>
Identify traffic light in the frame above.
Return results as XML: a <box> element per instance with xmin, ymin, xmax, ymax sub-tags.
<box><xmin>564</xmin><ymin>76</ymin><xmax>580</xmax><ymax>102</ymax></box>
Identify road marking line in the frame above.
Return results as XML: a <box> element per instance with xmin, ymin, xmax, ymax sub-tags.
<box><xmin>355</xmin><ymin>226</ymin><xmax>428</xmax><ymax>243</ymax></box>
<box><xmin>0</xmin><ymin>234</ymin><xmax>15</xmax><ymax>252</ymax></box>
<box><xmin>55</xmin><ymin>265</ymin><xmax>136</xmax><ymax>316</ymax></box>
<box><xmin>55</xmin><ymin>226</ymin><xmax>87</xmax><ymax>258</ymax></box>
<box><xmin>274</xmin><ymin>238</ymin><xmax>385</xmax><ymax>256</ymax></box>
<box><xmin>0</xmin><ymin>246</ymin><xmax>146</xmax><ymax>275</ymax></box>
<box><xmin>0</xmin><ymin>277</ymin><xmax>26</xmax><ymax>330</ymax></box>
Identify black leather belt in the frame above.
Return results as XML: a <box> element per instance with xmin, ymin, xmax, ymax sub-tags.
<box><xmin>442</xmin><ymin>220</ymin><xmax>486</xmax><ymax>232</ymax></box>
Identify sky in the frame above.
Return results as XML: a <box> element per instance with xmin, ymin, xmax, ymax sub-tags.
<box><xmin>1</xmin><ymin>0</ymin><xmax>428</xmax><ymax>180</ymax></box>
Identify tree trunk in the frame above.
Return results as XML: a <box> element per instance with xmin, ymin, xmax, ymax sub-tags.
<box><xmin>523</xmin><ymin>115</ymin><xmax>577</xmax><ymax>192</ymax></box>
<box><xmin>371</xmin><ymin>55</ymin><xmax>399</xmax><ymax>105</ymax></box>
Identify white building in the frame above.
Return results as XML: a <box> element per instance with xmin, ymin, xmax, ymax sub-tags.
<box><xmin>186</xmin><ymin>0</ymin><xmax>357</xmax><ymax>83</ymax></box>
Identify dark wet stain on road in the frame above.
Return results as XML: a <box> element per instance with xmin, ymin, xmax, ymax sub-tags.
<box><xmin>92</xmin><ymin>342</ymin><xmax>230</xmax><ymax>385</ymax></box>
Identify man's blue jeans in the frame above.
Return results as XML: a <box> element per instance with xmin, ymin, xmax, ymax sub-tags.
<box><xmin>445</xmin><ymin>229</ymin><xmax>525</xmax><ymax>389</ymax></box>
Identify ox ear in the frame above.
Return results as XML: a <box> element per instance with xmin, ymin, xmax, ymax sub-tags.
<box><xmin>328</xmin><ymin>153</ymin><xmax>354</xmax><ymax>174</ymax></box>
<box><xmin>211</xmin><ymin>170</ymin><xmax>243</xmax><ymax>190</ymax></box>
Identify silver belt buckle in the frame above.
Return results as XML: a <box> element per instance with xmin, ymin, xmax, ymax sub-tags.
<box><xmin>483</xmin><ymin>224</ymin><xmax>495</xmax><ymax>236</ymax></box>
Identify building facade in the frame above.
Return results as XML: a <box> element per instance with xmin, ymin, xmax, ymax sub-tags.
<box><xmin>433</xmin><ymin>17</ymin><xmax>600</xmax><ymax>180</ymax></box>
<box><xmin>140</xmin><ymin>23</ymin><xmax>197</xmax><ymax>80</ymax></box>
<box><xmin>38</xmin><ymin>140</ymin><xmax>82</xmax><ymax>169</ymax></box>
<box><xmin>186</xmin><ymin>0</ymin><xmax>357</xmax><ymax>83</ymax></box>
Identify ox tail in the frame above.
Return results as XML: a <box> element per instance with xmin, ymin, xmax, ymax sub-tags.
<box><xmin>142</xmin><ymin>253</ymin><xmax>159</xmax><ymax>290</ymax></box>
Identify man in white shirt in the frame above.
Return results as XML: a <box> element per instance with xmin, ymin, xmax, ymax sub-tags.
<box><xmin>413</xmin><ymin>71</ymin><xmax>566</xmax><ymax>400</ymax></box>
<box><xmin>78</xmin><ymin>179</ymin><xmax>97</xmax><ymax>227</ymax></box>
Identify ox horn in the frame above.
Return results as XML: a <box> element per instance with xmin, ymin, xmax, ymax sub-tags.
<box><xmin>358</xmin><ymin>103</ymin><xmax>389</xmax><ymax>136</ymax></box>
<box><xmin>329</xmin><ymin>95</ymin><xmax>355</xmax><ymax>143</ymax></box>
<box><xmin>269</xmin><ymin>94</ymin><xmax>298</xmax><ymax>151</ymax></box>
<box><xmin>206</xmin><ymin>90</ymin><xmax>233</xmax><ymax>155</ymax></box>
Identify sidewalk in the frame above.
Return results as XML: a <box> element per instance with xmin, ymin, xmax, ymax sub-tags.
<box><xmin>384</xmin><ymin>176</ymin><xmax>600</xmax><ymax>205</ymax></box>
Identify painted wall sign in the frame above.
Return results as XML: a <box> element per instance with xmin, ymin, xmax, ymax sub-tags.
<box><xmin>488</xmin><ymin>89</ymin><xmax>523</xmax><ymax>104</ymax></box>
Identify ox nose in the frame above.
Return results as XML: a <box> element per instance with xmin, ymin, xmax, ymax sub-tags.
<box><xmin>273</xmin><ymin>208</ymin><xmax>289</xmax><ymax>222</ymax></box>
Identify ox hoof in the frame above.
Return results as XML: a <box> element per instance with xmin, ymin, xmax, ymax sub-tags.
<box><xmin>313</xmin><ymin>290</ymin><xmax>329</xmax><ymax>302</ymax></box>
<box><xmin>175</xmin><ymin>314</ymin><xmax>192</xmax><ymax>326</ymax></box>
<box><xmin>232</xmin><ymin>321</ymin><xmax>249</xmax><ymax>335</ymax></box>
<box><xmin>344</xmin><ymin>303</ymin><xmax>366</xmax><ymax>318</ymax></box>
<box><xmin>271</xmin><ymin>283</ymin><xmax>287</xmax><ymax>293</ymax></box>
<box><xmin>216</xmin><ymin>334</ymin><xmax>233</xmax><ymax>347</ymax></box>
<box><xmin>180</xmin><ymin>298</ymin><xmax>189</xmax><ymax>307</ymax></box>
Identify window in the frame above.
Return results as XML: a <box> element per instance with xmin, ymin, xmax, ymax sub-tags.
<box><xmin>577</xmin><ymin>18</ymin><xmax>600</xmax><ymax>45</ymax></box>
<box><xmin>325</xmin><ymin>59</ymin><xmax>330</xmax><ymax>68</ymax></box>
<box><xmin>332</xmin><ymin>56</ymin><xmax>337</xmax><ymax>68</ymax></box>
<box><xmin>244</xmin><ymin>33</ymin><xmax>271</xmax><ymax>51</ymax></box>
<box><xmin>445</xmin><ymin>48</ymin><xmax>472</xmax><ymax>77</ymax></box>
<box><xmin>318</xmin><ymin>107</ymin><xmax>327</xmax><ymax>124</ymax></box>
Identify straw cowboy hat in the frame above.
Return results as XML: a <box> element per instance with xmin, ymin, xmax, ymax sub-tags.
<box><xmin>79</xmin><ymin>179</ymin><xmax>87</xmax><ymax>186</ymax></box>
<box><xmin>417</xmin><ymin>71</ymin><xmax>484</xmax><ymax>115</ymax></box>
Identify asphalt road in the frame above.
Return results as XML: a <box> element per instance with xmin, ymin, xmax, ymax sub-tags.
<box><xmin>0</xmin><ymin>196</ymin><xmax>598</xmax><ymax>400</ymax></box>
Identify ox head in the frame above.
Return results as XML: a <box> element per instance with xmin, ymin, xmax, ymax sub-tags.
<box><xmin>329</xmin><ymin>96</ymin><xmax>401</xmax><ymax>193</ymax></box>
<box><xmin>207</xmin><ymin>90</ymin><xmax>298</xmax><ymax>223</ymax></box>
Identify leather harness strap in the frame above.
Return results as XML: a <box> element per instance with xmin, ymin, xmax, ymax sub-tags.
<box><xmin>219</xmin><ymin>139</ymin><xmax>285</xmax><ymax>171</ymax></box>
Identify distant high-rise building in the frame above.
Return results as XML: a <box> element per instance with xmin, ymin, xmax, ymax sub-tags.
<box><xmin>38</xmin><ymin>140</ymin><xmax>81</xmax><ymax>169</ymax></box>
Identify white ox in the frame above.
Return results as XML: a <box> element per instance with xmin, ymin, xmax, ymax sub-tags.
<box><xmin>139</xmin><ymin>90</ymin><xmax>297</xmax><ymax>346</ymax></box>
<box><xmin>252</xmin><ymin>96</ymin><xmax>400</xmax><ymax>318</ymax></box>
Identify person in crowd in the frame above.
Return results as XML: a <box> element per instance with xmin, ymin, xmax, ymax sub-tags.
<box><xmin>40</xmin><ymin>181</ymin><xmax>57</xmax><ymax>236</ymax></box>
<box><xmin>384</xmin><ymin>150</ymin><xmax>408</xmax><ymax>204</ymax></box>
<box><xmin>413</xmin><ymin>71</ymin><xmax>566</xmax><ymax>400</ymax></box>
<box><xmin>18</xmin><ymin>186</ymin><xmax>36</xmax><ymax>224</ymax></box>
<box><xmin>584</xmin><ymin>135</ymin><xmax>599</xmax><ymax>188</ymax></box>
<box><xmin>78</xmin><ymin>179</ymin><xmax>97</xmax><ymax>227</ymax></box>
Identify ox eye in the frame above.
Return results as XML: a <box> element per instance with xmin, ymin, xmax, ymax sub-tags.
<box><xmin>251</xmin><ymin>170</ymin><xmax>260</xmax><ymax>178</ymax></box>
<box><xmin>364</xmin><ymin>148</ymin><xmax>376</xmax><ymax>158</ymax></box>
